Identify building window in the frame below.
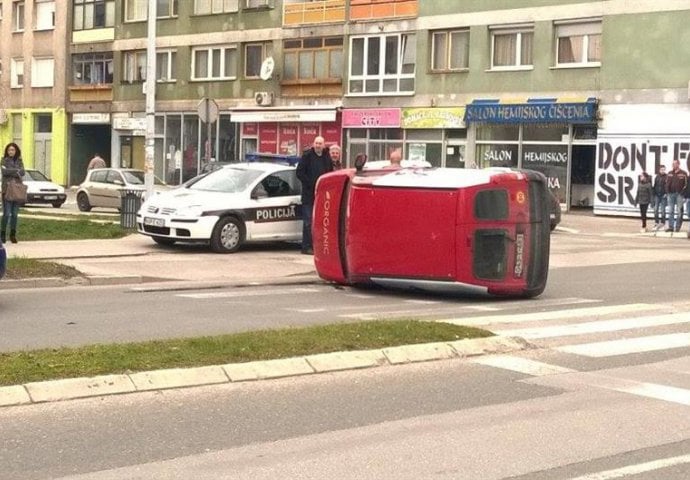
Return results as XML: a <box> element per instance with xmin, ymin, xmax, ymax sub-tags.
<box><xmin>73</xmin><ymin>0</ymin><xmax>115</xmax><ymax>30</ymax></box>
<box><xmin>244</xmin><ymin>42</ymin><xmax>272</xmax><ymax>78</ymax></box>
<box><xmin>157</xmin><ymin>50</ymin><xmax>177</xmax><ymax>82</ymax></box>
<box><xmin>245</xmin><ymin>0</ymin><xmax>271</xmax><ymax>8</ymax></box>
<box><xmin>349</xmin><ymin>33</ymin><xmax>415</xmax><ymax>95</ymax></box>
<box><xmin>284</xmin><ymin>37</ymin><xmax>343</xmax><ymax>82</ymax></box>
<box><xmin>72</xmin><ymin>52</ymin><xmax>114</xmax><ymax>85</ymax></box>
<box><xmin>192</xmin><ymin>46</ymin><xmax>237</xmax><ymax>80</ymax></box>
<box><xmin>431</xmin><ymin>29</ymin><xmax>469</xmax><ymax>72</ymax></box>
<box><xmin>194</xmin><ymin>0</ymin><xmax>238</xmax><ymax>14</ymax></box>
<box><xmin>31</xmin><ymin>57</ymin><xmax>54</xmax><ymax>87</ymax></box>
<box><xmin>157</xmin><ymin>0</ymin><xmax>178</xmax><ymax>17</ymax></box>
<box><xmin>122</xmin><ymin>50</ymin><xmax>146</xmax><ymax>83</ymax></box>
<box><xmin>13</xmin><ymin>1</ymin><xmax>25</xmax><ymax>32</ymax></box>
<box><xmin>125</xmin><ymin>0</ymin><xmax>147</xmax><ymax>21</ymax></box>
<box><xmin>11</xmin><ymin>59</ymin><xmax>24</xmax><ymax>88</ymax></box>
<box><xmin>34</xmin><ymin>0</ymin><xmax>55</xmax><ymax>30</ymax></box>
<box><xmin>491</xmin><ymin>27</ymin><xmax>533</xmax><ymax>69</ymax></box>
<box><xmin>556</xmin><ymin>21</ymin><xmax>602</xmax><ymax>66</ymax></box>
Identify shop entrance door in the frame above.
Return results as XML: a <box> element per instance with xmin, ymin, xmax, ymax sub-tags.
<box><xmin>34</xmin><ymin>134</ymin><xmax>52</xmax><ymax>178</ymax></box>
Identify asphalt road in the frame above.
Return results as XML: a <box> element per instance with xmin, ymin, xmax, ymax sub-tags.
<box><xmin>2</xmin><ymin>231</ymin><xmax>690</xmax><ymax>479</ymax></box>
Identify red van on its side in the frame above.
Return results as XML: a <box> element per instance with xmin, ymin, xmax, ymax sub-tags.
<box><xmin>312</xmin><ymin>165</ymin><xmax>551</xmax><ymax>298</ymax></box>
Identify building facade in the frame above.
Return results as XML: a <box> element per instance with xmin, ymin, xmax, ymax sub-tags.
<box><xmin>2</xmin><ymin>0</ymin><xmax>689</xmax><ymax>217</ymax></box>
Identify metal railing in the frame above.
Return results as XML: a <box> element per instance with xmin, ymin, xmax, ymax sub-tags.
<box><xmin>283</xmin><ymin>0</ymin><xmax>346</xmax><ymax>26</ymax></box>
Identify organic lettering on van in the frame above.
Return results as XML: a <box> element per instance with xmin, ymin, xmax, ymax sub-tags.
<box><xmin>322</xmin><ymin>191</ymin><xmax>331</xmax><ymax>255</ymax></box>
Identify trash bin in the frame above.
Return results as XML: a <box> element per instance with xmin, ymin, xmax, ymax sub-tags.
<box><xmin>120</xmin><ymin>189</ymin><xmax>143</xmax><ymax>229</ymax></box>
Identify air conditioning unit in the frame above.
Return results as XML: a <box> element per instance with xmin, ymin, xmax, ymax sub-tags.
<box><xmin>255</xmin><ymin>91</ymin><xmax>274</xmax><ymax>106</ymax></box>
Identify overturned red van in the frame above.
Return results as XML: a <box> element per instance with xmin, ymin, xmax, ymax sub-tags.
<box><xmin>312</xmin><ymin>164</ymin><xmax>551</xmax><ymax>298</ymax></box>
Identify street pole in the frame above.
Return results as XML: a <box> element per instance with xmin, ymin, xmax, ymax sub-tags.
<box><xmin>144</xmin><ymin>0</ymin><xmax>157</xmax><ymax>199</ymax></box>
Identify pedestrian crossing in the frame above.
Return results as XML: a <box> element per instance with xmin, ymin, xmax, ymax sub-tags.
<box><xmin>450</xmin><ymin>300</ymin><xmax>690</xmax><ymax>407</ymax></box>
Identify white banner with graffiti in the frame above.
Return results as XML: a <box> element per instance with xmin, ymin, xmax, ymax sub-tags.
<box><xmin>594</xmin><ymin>135</ymin><xmax>690</xmax><ymax>215</ymax></box>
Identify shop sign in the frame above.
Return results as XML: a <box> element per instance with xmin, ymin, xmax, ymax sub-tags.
<box><xmin>243</xmin><ymin>123</ymin><xmax>258</xmax><ymax>136</ymax></box>
<box><xmin>401</xmin><ymin>108</ymin><xmax>465</xmax><ymax>129</ymax></box>
<box><xmin>72</xmin><ymin>113</ymin><xmax>111</xmax><ymax>124</ymax></box>
<box><xmin>523</xmin><ymin>146</ymin><xmax>569</xmax><ymax>202</ymax></box>
<box><xmin>465</xmin><ymin>101</ymin><xmax>596</xmax><ymax>124</ymax></box>
<box><xmin>595</xmin><ymin>136</ymin><xmax>690</xmax><ymax>212</ymax></box>
<box><xmin>342</xmin><ymin>108</ymin><xmax>400</xmax><ymax>128</ymax></box>
<box><xmin>299</xmin><ymin>124</ymin><xmax>320</xmax><ymax>150</ymax></box>
<box><xmin>279</xmin><ymin>125</ymin><xmax>298</xmax><ymax>156</ymax></box>
<box><xmin>113</xmin><ymin>117</ymin><xmax>147</xmax><ymax>130</ymax></box>
<box><xmin>258</xmin><ymin>123</ymin><xmax>278</xmax><ymax>153</ymax></box>
<box><xmin>231</xmin><ymin>110</ymin><xmax>336</xmax><ymax>123</ymax></box>
<box><xmin>321</xmin><ymin>122</ymin><xmax>342</xmax><ymax>146</ymax></box>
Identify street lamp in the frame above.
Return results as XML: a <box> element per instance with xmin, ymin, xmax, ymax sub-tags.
<box><xmin>144</xmin><ymin>0</ymin><xmax>157</xmax><ymax>198</ymax></box>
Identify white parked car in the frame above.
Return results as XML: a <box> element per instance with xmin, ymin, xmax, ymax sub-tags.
<box><xmin>136</xmin><ymin>162</ymin><xmax>303</xmax><ymax>253</ymax></box>
<box><xmin>76</xmin><ymin>168</ymin><xmax>168</xmax><ymax>212</ymax></box>
<box><xmin>22</xmin><ymin>169</ymin><xmax>67</xmax><ymax>208</ymax></box>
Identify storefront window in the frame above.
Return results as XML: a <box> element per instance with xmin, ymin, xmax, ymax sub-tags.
<box><xmin>218</xmin><ymin>115</ymin><xmax>237</xmax><ymax>163</ymax></box>
<box><xmin>522</xmin><ymin>124</ymin><xmax>568</xmax><ymax>142</ymax></box>
<box><xmin>476</xmin><ymin>125</ymin><xmax>519</xmax><ymax>141</ymax></box>
<box><xmin>446</xmin><ymin>144</ymin><xmax>466</xmax><ymax>168</ymax></box>
<box><xmin>522</xmin><ymin>144</ymin><xmax>568</xmax><ymax>202</ymax></box>
<box><xmin>476</xmin><ymin>143</ymin><xmax>518</xmax><ymax>169</ymax></box>
<box><xmin>182</xmin><ymin>115</ymin><xmax>199</xmax><ymax>183</ymax></box>
<box><xmin>166</xmin><ymin>115</ymin><xmax>182</xmax><ymax>184</ymax></box>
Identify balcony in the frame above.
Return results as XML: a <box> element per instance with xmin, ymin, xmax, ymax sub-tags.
<box><xmin>350</xmin><ymin>0</ymin><xmax>418</xmax><ymax>21</ymax></box>
<box><xmin>283</xmin><ymin>0</ymin><xmax>345</xmax><ymax>26</ymax></box>
<box><xmin>69</xmin><ymin>84</ymin><xmax>113</xmax><ymax>103</ymax></box>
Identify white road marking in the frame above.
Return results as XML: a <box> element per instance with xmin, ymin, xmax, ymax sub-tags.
<box><xmin>178</xmin><ymin>287</ymin><xmax>321</xmax><ymax>299</ymax></box>
<box><xmin>404</xmin><ymin>299</ymin><xmax>440</xmax><ymax>305</ymax></box>
<box><xmin>496</xmin><ymin>312</ymin><xmax>690</xmax><ymax>339</ymax></box>
<box><xmin>556</xmin><ymin>333</ymin><xmax>690</xmax><ymax>357</ymax></box>
<box><xmin>471</xmin><ymin>355</ymin><xmax>575</xmax><ymax>376</ymax></box>
<box><xmin>566</xmin><ymin>454</ymin><xmax>690</xmax><ymax>479</ymax></box>
<box><xmin>439</xmin><ymin>303</ymin><xmax>655</xmax><ymax>327</ymax></box>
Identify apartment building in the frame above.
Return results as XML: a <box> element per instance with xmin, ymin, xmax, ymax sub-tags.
<box><xmin>0</xmin><ymin>0</ymin><xmax>68</xmax><ymax>184</ymax></box>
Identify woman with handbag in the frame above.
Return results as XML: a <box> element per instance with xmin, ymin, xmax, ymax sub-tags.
<box><xmin>1</xmin><ymin>142</ymin><xmax>26</xmax><ymax>244</ymax></box>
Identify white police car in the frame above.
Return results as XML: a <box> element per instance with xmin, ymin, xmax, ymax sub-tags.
<box><xmin>136</xmin><ymin>162</ymin><xmax>302</xmax><ymax>253</ymax></box>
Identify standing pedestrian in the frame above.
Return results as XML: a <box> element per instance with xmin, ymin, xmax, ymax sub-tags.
<box><xmin>296</xmin><ymin>136</ymin><xmax>333</xmax><ymax>255</ymax></box>
<box><xmin>329</xmin><ymin>144</ymin><xmax>343</xmax><ymax>170</ymax></box>
<box><xmin>388</xmin><ymin>148</ymin><xmax>403</xmax><ymax>168</ymax></box>
<box><xmin>87</xmin><ymin>152</ymin><xmax>106</xmax><ymax>170</ymax></box>
<box><xmin>634</xmin><ymin>171</ymin><xmax>653</xmax><ymax>233</ymax></box>
<box><xmin>665</xmin><ymin>159</ymin><xmax>688</xmax><ymax>232</ymax></box>
<box><xmin>652</xmin><ymin>164</ymin><xmax>667</xmax><ymax>230</ymax></box>
<box><xmin>683</xmin><ymin>174</ymin><xmax>690</xmax><ymax>239</ymax></box>
<box><xmin>1</xmin><ymin>142</ymin><xmax>26</xmax><ymax>244</ymax></box>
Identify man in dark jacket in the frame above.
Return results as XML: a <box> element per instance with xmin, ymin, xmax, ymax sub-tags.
<box><xmin>665</xmin><ymin>159</ymin><xmax>688</xmax><ymax>232</ymax></box>
<box><xmin>652</xmin><ymin>165</ymin><xmax>667</xmax><ymax>229</ymax></box>
<box><xmin>296</xmin><ymin>136</ymin><xmax>333</xmax><ymax>254</ymax></box>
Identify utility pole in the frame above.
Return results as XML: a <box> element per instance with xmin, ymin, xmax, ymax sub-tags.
<box><xmin>144</xmin><ymin>0</ymin><xmax>157</xmax><ymax>198</ymax></box>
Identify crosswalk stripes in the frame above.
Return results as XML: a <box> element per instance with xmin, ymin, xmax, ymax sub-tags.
<box><xmin>555</xmin><ymin>333</ymin><xmax>690</xmax><ymax>358</ymax></box>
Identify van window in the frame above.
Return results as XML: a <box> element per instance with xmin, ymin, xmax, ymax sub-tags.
<box><xmin>475</xmin><ymin>189</ymin><xmax>508</xmax><ymax>220</ymax></box>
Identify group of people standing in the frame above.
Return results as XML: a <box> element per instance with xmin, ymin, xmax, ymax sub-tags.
<box><xmin>635</xmin><ymin>159</ymin><xmax>689</xmax><ymax>236</ymax></box>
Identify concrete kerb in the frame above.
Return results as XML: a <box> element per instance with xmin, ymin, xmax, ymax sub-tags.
<box><xmin>0</xmin><ymin>336</ymin><xmax>533</xmax><ymax>408</ymax></box>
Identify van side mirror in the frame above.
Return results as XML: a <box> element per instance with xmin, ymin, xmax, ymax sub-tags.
<box><xmin>354</xmin><ymin>153</ymin><xmax>368</xmax><ymax>172</ymax></box>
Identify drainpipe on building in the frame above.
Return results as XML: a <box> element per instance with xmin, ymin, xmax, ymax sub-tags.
<box><xmin>144</xmin><ymin>0</ymin><xmax>157</xmax><ymax>199</ymax></box>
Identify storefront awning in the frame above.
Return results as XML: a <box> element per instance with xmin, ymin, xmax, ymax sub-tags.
<box><xmin>230</xmin><ymin>107</ymin><xmax>338</xmax><ymax>123</ymax></box>
<box><xmin>464</xmin><ymin>97</ymin><xmax>597</xmax><ymax>124</ymax></box>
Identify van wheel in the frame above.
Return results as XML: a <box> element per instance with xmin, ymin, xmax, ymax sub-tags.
<box><xmin>210</xmin><ymin>217</ymin><xmax>244</xmax><ymax>253</ymax></box>
<box><xmin>77</xmin><ymin>193</ymin><xmax>92</xmax><ymax>212</ymax></box>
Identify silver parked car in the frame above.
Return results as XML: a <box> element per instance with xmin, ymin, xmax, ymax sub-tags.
<box><xmin>76</xmin><ymin>168</ymin><xmax>168</xmax><ymax>212</ymax></box>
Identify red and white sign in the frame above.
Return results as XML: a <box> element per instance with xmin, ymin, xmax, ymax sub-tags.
<box><xmin>322</xmin><ymin>121</ymin><xmax>342</xmax><ymax>146</ymax></box>
<box><xmin>243</xmin><ymin>123</ymin><xmax>258</xmax><ymax>136</ymax></box>
<box><xmin>258</xmin><ymin>123</ymin><xmax>278</xmax><ymax>153</ymax></box>
<box><xmin>279</xmin><ymin>125</ymin><xmax>299</xmax><ymax>156</ymax></box>
<box><xmin>299</xmin><ymin>124</ymin><xmax>320</xmax><ymax>151</ymax></box>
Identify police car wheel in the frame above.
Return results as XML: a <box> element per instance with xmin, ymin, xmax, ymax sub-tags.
<box><xmin>211</xmin><ymin>217</ymin><xmax>244</xmax><ymax>253</ymax></box>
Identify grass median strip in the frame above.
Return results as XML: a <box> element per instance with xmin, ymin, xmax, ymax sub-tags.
<box><xmin>19</xmin><ymin>217</ymin><xmax>126</xmax><ymax>241</ymax></box>
<box><xmin>0</xmin><ymin>320</ymin><xmax>492</xmax><ymax>386</ymax></box>
<box><xmin>5</xmin><ymin>257</ymin><xmax>82</xmax><ymax>280</ymax></box>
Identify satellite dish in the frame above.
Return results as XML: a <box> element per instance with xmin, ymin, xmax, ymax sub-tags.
<box><xmin>260</xmin><ymin>57</ymin><xmax>275</xmax><ymax>81</ymax></box>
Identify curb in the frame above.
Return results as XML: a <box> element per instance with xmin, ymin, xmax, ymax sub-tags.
<box><xmin>0</xmin><ymin>336</ymin><xmax>533</xmax><ymax>408</ymax></box>
<box><xmin>0</xmin><ymin>275</ymin><xmax>146</xmax><ymax>289</ymax></box>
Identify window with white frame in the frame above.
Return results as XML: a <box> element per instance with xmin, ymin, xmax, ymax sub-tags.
<box><xmin>431</xmin><ymin>29</ymin><xmax>469</xmax><ymax>71</ymax></box>
<box><xmin>125</xmin><ymin>0</ymin><xmax>147</xmax><ymax>21</ymax></box>
<box><xmin>192</xmin><ymin>46</ymin><xmax>237</xmax><ymax>80</ymax></box>
<box><xmin>157</xmin><ymin>50</ymin><xmax>176</xmax><ymax>81</ymax></box>
<box><xmin>73</xmin><ymin>0</ymin><xmax>115</xmax><ymax>30</ymax></box>
<box><xmin>245</xmin><ymin>0</ymin><xmax>271</xmax><ymax>8</ymax></box>
<box><xmin>157</xmin><ymin>0</ymin><xmax>178</xmax><ymax>17</ymax></box>
<box><xmin>491</xmin><ymin>27</ymin><xmax>533</xmax><ymax>69</ymax></box>
<box><xmin>349</xmin><ymin>33</ymin><xmax>416</xmax><ymax>95</ymax></box>
<box><xmin>122</xmin><ymin>50</ymin><xmax>146</xmax><ymax>83</ymax></box>
<box><xmin>283</xmin><ymin>37</ymin><xmax>343</xmax><ymax>81</ymax></box>
<box><xmin>34</xmin><ymin>0</ymin><xmax>55</xmax><ymax>30</ymax></box>
<box><xmin>72</xmin><ymin>52</ymin><xmax>114</xmax><ymax>84</ymax></box>
<box><xmin>195</xmin><ymin>0</ymin><xmax>238</xmax><ymax>14</ymax></box>
<box><xmin>11</xmin><ymin>59</ymin><xmax>24</xmax><ymax>88</ymax></box>
<box><xmin>244</xmin><ymin>42</ymin><xmax>272</xmax><ymax>78</ymax></box>
<box><xmin>31</xmin><ymin>57</ymin><xmax>54</xmax><ymax>87</ymax></box>
<box><xmin>13</xmin><ymin>1</ymin><xmax>25</xmax><ymax>31</ymax></box>
<box><xmin>556</xmin><ymin>20</ymin><xmax>601</xmax><ymax>66</ymax></box>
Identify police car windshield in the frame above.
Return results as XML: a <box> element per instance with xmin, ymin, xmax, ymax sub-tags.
<box><xmin>187</xmin><ymin>167</ymin><xmax>263</xmax><ymax>193</ymax></box>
